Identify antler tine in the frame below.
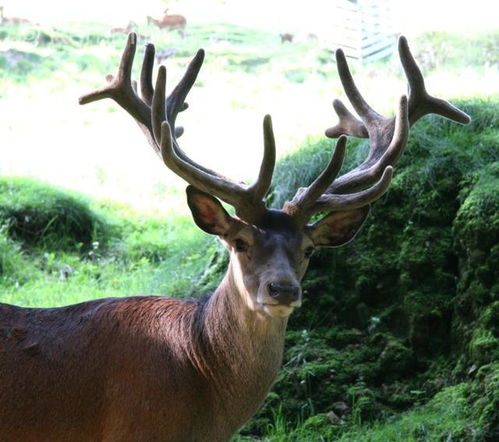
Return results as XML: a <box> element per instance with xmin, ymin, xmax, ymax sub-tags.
<box><xmin>79</xmin><ymin>33</ymin><xmax>155</xmax><ymax>148</ymax></box>
<box><xmin>398</xmin><ymin>36</ymin><xmax>471</xmax><ymax>125</ymax></box>
<box><xmin>140</xmin><ymin>43</ymin><xmax>155</xmax><ymax>106</ymax></box>
<box><xmin>325</xmin><ymin>99</ymin><xmax>368</xmax><ymax>139</ymax></box>
<box><xmin>79</xmin><ymin>33</ymin><xmax>147</xmax><ymax>123</ymax></box>
<box><xmin>314</xmin><ymin>165</ymin><xmax>393</xmax><ymax>213</ymax></box>
<box><xmin>166</xmin><ymin>49</ymin><xmax>205</xmax><ymax>131</ymax></box>
<box><xmin>283</xmin><ymin>136</ymin><xmax>347</xmax><ymax>221</ymax></box>
<box><xmin>247</xmin><ymin>115</ymin><xmax>276</xmax><ymax>204</ymax></box>
<box><xmin>334</xmin><ymin>48</ymin><xmax>385</xmax><ymax>127</ymax></box>
<box><xmin>161</xmin><ymin>49</ymin><xmax>216</xmax><ymax>168</ymax></box>
<box><xmin>151</xmin><ymin>65</ymin><xmax>167</xmax><ymax>145</ymax></box>
<box><xmin>158</xmin><ymin>116</ymin><xmax>276</xmax><ymax>223</ymax></box>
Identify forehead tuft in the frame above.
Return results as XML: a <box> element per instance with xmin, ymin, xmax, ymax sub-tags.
<box><xmin>256</xmin><ymin>209</ymin><xmax>300</xmax><ymax>234</ymax></box>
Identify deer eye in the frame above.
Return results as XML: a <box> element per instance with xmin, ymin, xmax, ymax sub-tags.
<box><xmin>234</xmin><ymin>238</ymin><xmax>249</xmax><ymax>253</ymax></box>
<box><xmin>304</xmin><ymin>247</ymin><xmax>315</xmax><ymax>258</ymax></box>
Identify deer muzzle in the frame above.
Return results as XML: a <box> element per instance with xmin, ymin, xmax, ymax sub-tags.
<box><xmin>267</xmin><ymin>282</ymin><xmax>302</xmax><ymax>306</ymax></box>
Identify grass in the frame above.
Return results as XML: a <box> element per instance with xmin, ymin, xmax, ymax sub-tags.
<box><xmin>0</xmin><ymin>176</ymin><xmax>215</xmax><ymax>307</ymax></box>
<box><xmin>233</xmin><ymin>381</ymin><xmax>485</xmax><ymax>441</ymax></box>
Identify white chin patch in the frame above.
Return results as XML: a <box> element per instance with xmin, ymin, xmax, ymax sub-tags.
<box><xmin>263</xmin><ymin>305</ymin><xmax>294</xmax><ymax>318</ymax></box>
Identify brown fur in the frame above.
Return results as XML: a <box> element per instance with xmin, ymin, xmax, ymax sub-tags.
<box><xmin>146</xmin><ymin>11</ymin><xmax>186</xmax><ymax>32</ymax></box>
<box><xmin>0</xmin><ymin>279</ymin><xmax>286</xmax><ymax>441</ymax></box>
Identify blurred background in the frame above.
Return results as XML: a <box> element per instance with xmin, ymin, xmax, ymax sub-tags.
<box><xmin>1</xmin><ymin>0</ymin><xmax>497</xmax><ymax>213</ymax></box>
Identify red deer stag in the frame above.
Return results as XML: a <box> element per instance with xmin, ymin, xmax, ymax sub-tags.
<box><xmin>0</xmin><ymin>33</ymin><xmax>469</xmax><ymax>441</ymax></box>
<box><xmin>147</xmin><ymin>8</ymin><xmax>186</xmax><ymax>34</ymax></box>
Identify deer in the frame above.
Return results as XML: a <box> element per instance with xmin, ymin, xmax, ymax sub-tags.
<box><xmin>0</xmin><ymin>6</ymin><xmax>30</xmax><ymax>25</ymax></box>
<box><xmin>280</xmin><ymin>32</ymin><xmax>294</xmax><ymax>43</ymax></box>
<box><xmin>0</xmin><ymin>33</ymin><xmax>469</xmax><ymax>441</ymax></box>
<box><xmin>146</xmin><ymin>8</ymin><xmax>186</xmax><ymax>35</ymax></box>
<box><xmin>110</xmin><ymin>21</ymin><xmax>137</xmax><ymax>36</ymax></box>
<box><xmin>110</xmin><ymin>21</ymin><xmax>148</xmax><ymax>41</ymax></box>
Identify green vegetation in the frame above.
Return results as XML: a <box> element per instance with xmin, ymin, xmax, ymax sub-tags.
<box><xmin>0</xmin><ymin>176</ymin><xmax>214</xmax><ymax>307</ymax></box>
<box><xmin>233</xmin><ymin>97</ymin><xmax>499</xmax><ymax>440</ymax></box>
<box><xmin>1</xmin><ymin>21</ymin><xmax>498</xmax><ymax>440</ymax></box>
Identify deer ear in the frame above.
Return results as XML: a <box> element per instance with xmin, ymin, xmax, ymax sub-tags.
<box><xmin>307</xmin><ymin>206</ymin><xmax>370</xmax><ymax>247</ymax></box>
<box><xmin>186</xmin><ymin>186</ymin><xmax>235</xmax><ymax>236</ymax></box>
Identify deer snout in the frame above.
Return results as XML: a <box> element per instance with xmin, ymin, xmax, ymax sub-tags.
<box><xmin>267</xmin><ymin>282</ymin><xmax>301</xmax><ymax>306</ymax></box>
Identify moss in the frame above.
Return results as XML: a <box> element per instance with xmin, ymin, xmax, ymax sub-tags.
<box><xmin>471</xmin><ymin>363</ymin><xmax>499</xmax><ymax>437</ymax></box>
<box><xmin>452</xmin><ymin>163</ymin><xmax>499</xmax><ymax>376</ymax></box>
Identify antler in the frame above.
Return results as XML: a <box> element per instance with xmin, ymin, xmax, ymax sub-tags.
<box><xmin>79</xmin><ymin>33</ymin><xmax>276</xmax><ymax>223</ymax></box>
<box><xmin>79</xmin><ymin>34</ymin><xmax>469</xmax><ymax>228</ymax></box>
<box><xmin>283</xmin><ymin>36</ymin><xmax>470</xmax><ymax>224</ymax></box>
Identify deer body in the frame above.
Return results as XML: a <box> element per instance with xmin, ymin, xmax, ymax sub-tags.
<box><xmin>0</xmin><ymin>282</ymin><xmax>285</xmax><ymax>441</ymax></box>
<box><xmin>147</xmin><ymin>12</ymin><xmax>186</xmax><ymax>32</ymax></box>
<box><xmin>0</xmin><ymin>33</ymin><xmax>469</xmax><ymax>441</ymax></box>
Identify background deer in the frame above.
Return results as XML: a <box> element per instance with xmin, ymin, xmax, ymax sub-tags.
<box><xmin>147</xmin><ymin>8</ymin><xmax>186</xmax><ymax>35</ymax></box>
<box><xmin>110</xmin><ymin>20</ymin><xmax>137</xmax><ymax>35</ymax></box>
<box><xmin>110</xmin><ymin>21</ymin><xmax>148</xmax><ymax>41</ymax></box>
<box><xmin>0</xmin><ymin>33</ymin><xmax>469</xmax><ymax>441</ymax></box>
<box><xmin>0</xmin><ymin>5</ymin><xmax>30</xmax><ymax>25</ymax></box>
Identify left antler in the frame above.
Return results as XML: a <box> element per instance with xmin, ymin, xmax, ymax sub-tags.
<box><xmin>283</xmin><ymin>36</ymin><xmax>470</xmax><ymax>224</ymax></box>
<box><xmin>79</xmin><ymin>33</ymin><xmax>275</xmax><ymax>224</ymax></box>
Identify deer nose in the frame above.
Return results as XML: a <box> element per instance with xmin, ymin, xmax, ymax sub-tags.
<box><xmin>268</xmin><ymin>282</ymin><xmax>301</xmax><ymax>305</ymax></box>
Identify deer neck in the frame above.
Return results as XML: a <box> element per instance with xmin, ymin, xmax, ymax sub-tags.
<box><xmin>199</xmin><ymin>262</ymin><xmax>288</xmax><ymax>413</ymax></box>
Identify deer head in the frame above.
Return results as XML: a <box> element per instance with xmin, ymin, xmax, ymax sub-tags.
<box><xmin>79</xmin><ymin>33</ymin><xmax>469</xmax><ymax>319</ymax></box>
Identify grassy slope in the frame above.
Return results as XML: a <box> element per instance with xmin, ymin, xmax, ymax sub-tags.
<box><xmin>1</xmin><ymin>22</ymin><xmax>498</xmax><ymax>440</ymax></box>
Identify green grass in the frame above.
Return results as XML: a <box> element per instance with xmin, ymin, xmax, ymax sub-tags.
<box><xmin>234</xmin><ymin>383</ymin><xmax>476</xmax><ymax>441</ymax></box>
<box><xmin>0</xmin><ymin>176</ymin><xmax>215</xmax><ymax>307</ymax></box>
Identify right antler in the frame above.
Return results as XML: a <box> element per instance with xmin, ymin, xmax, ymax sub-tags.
<box><xmin>282</xmin><ymin>36</ymin><xmax>470</xmax><ymax>224</ymax></box>
<box><xmin>323</xmin><ymin>36</ymin><xmax>470</xmax><ymax>194</ymax></box>
<box><xmin>79</xmin><ymin>33</ymin><xmax>275</xmax><ymax>224</ymax></box>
